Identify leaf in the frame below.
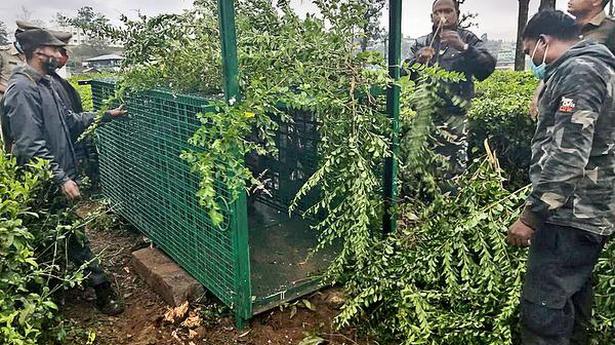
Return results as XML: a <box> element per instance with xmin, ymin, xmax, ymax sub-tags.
<box><xmin>301</xmin><ymin>299</ymin><xmax>317</xmax><ymax>311</ymax></box>
<box><xmin>86</xmin><ymin>330</ymin><xmax>97</xmax><ymax>345</ymax></box>
<box><xmin>298</xmin><ymin>334</ymin><xmax>326</xmax><ymax>345</ymax></box>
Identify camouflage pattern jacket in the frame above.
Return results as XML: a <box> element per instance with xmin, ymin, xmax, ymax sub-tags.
<box><xmin>521</xmin><ymin>41</ymin><xmax>615</xmax><ymax>236</ymax></box>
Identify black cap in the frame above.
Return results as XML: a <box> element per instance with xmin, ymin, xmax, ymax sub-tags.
<box><xmin>50</xmin><ymin>30</ymin><xmax>73</xmax><ymax>44</ymax></box>
<box><xmin>15</xmin><ymin>29</ymin><xmax>66</xmax><ymax>53</ymax></box>
<box><xmin>14</xmin><ymin>20</ymin><xmax>73</xmax><ymax>45</ymax></box>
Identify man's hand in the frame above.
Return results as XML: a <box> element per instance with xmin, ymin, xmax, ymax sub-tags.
<box><xmin>440</xmin><ymin>30</ymin><xmax>466</xmax><ymax>51</ymax></box>
<box><xmin>62</xmin><ymin>179</ymin><xmax>81</xmax><ymax>200</ymax></box>
<box><xmin>108</xmin><ymin>105</ymin><xmax>127</xmax><ymax>118</ymax></box>
<box><xmin>507</xmin><ymin>219</ymin><xmax>535</xmax><ymax>247</ymax></box>
<box><xmin>416</xmin><ymin>47</ymin><xmax>436</xmax><ymax>64</ymax></box>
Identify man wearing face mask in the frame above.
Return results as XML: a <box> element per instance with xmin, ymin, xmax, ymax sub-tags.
<box><xmin>530</xmin><ymin>1</ymin><xmax>614</xmax><ymax>119</ymax></box>
<box><xmin>2</xmin><ymin>28</ymin><xmax>127</xmax><ymax>316</ymax></box>
<box><xmin>46</xmin><ymin>32</ymin><xmax>101</xmax><ymax>187</ymax></box>
<box><xmin>507</xmin><ymin>10</ymin><xmax>615</xmax><ymax>345</ymax></box>
<box><xmin>405</xmin><ymin>0</ymin><xmax>496</xmax><ymax>185</ymax></box>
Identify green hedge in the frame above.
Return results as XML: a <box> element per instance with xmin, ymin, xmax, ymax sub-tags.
<box><xmin>468</xmin><ymin>70</ymin><xmax>538</xmax><ymax>188</ymax></box>
<box><xmin>68</xmin><ymin>73</ymin><xmax>115</xmax><ymax>112</ymax></box>
<box><xmin>0</xmin><ymin>154</ymin><xmax>85</xmax><ymax>344</ymax></box>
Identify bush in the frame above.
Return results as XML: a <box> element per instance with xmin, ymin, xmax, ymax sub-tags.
<box><xmin>68</xmin><ymin>73</ymin><xmax>115</xmax><ymax>112</ymax></box>
<box><xmin>336</xmin><ymin>70</ymin><xmax>615</xmax><ymax>344</ymax></box>
<box><xmin>468</xmin><ymin>70</ymin><xmax>538</xmax><ymax>188</ymax></box>
<box><xmin>0</xmin><ymin>154</ymin><xmax>84</xmax><ymax>344</ymax></box>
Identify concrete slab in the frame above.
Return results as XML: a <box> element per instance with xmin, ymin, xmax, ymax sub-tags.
<box><xmin>132</xmin><ymin>247</ymin><xmax>205</xmax><ymax>307</ymax></box>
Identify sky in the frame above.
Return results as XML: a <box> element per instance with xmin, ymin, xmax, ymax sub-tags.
<box><xmin>1</xmin><ymin>0</ymin><xmax>571</xmax><ymax>41</ymax></box>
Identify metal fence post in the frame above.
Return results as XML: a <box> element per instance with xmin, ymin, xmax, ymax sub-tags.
<box><xmin>383</xmin><ymin>0</ymin><xmax>402</xmax><ymax>235</ymax></box>
<box><xmin>217</xmin><ymin>0</ymin><xmax>252</xmax><ymax>329</ymax></box>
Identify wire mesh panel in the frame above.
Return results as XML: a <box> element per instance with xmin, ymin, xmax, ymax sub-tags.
<box><xmin>92</xmin><ymin>80</ymin><xmax>245</xmax><ymax>311</ymax></box>
<box><xmin>250</xmin><ymin>109</ymin><xmax>320</xmax><ymax>213</ymax></box>
<box><xmin>92</xmin><ymin>80</ymin><xmax>334</xmax><ymax>325</ymax></box>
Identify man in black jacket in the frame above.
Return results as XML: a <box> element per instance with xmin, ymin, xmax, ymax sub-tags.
<box><xmin>2</xmin><ymin>29</ymin><xmax>126</xmax><ymax>315</ymax></box>
<box><xmin>406</xmin><ymin>0</ymin><xmax>496</xmax><ymax>181</ymax></box>
<box><xmin>508</xmin><ymin>10</ymin><xmax>615</xmax><ymax>345</ymax></box>
<box><xmin>48</xmin><ymin>32</ymin><xmax>101</xmax><ymax>186</ymax></box>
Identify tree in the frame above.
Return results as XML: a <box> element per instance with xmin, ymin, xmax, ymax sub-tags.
<box><xmin>455</xmin><ymin>0</ymin><xmax>479</xmax><ymax>30</ymax></box>
<box><xmin>610</xmin><ymin>0</ymin><xmax>613</xmax><ymax>16</ymax></box>
<box><xmin>515</xmin><ymin>0</ymin><xmax>531</xmax><ymax>71</ymax></box>
<box><xmin>0</xmin><ymin>21</ymin><xmax>9</xmax><ymax>46</ymax></box>
<box><xmin>539</xmin><ymin>0</ymin><xmax>556</xmax><ymax>10</ymax></box>
<box><xmin>359</xmin><ymin>0</ymin><xmax>386</xmax><ymax>52</ymax></box>
<box><xmin>58</xmin><ymin>6</ymin><xmax>112</xmax><ymax>40</ymax></box>
<box><xmin>58</xmin><ymin>6</ymin><xmax>121</xmax><ymax>48</ymax></box>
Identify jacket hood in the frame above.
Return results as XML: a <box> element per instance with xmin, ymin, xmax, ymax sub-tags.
<box><xmin>545</xmin><ymin>40</ymin><xmax>615</xmax><ymax>80</ymax></box>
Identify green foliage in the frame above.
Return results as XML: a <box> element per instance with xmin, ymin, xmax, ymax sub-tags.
<box><xmin>336</xmin><ymin>157</ymin><xmax>529</xmax><ymax>344</ymax></box>
<box><xmin>74</xmin><ymin>2</ymin><xmax>615</xmax><ymax>344</ymax></box>
<box><xmin>0</xmin><ymin>154</ymin><xmax>85</xmax><ymax>344</ymax></box>
<box><xmin>68</xmin><ymin>73</ymin><xmax>116</xmax><ymax>112</ymax></box>
<box><xmin>468</xmin><ymin>70</ymin><xmax>538</xmax><ymax>188</ymax></box>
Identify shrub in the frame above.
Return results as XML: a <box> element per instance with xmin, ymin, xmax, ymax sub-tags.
<box><xmin>468</xmin><ymin>70</ymin><xmax>538</xmax><ymax>188</ymax></box>
<box><xmin>0</xmin><ymin>154</ymin><xmax>84</xmax><ymax>344</ymax></box>
<box><xmin>68</xmin><ymin>73</ymin><xmax>115</xmax><ymax>112</ymax></box>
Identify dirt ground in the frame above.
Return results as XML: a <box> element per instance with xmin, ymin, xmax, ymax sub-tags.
<box><xmin>61</xmin><ymin>201</ymin><xmax>368</xmax><ymax>345</ymax></box>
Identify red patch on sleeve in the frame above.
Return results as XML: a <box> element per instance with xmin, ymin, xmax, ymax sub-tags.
<box><xmin>559</xmin><ymin>97</ymin><xmax>576</xmax><ymax>113</ymax></box>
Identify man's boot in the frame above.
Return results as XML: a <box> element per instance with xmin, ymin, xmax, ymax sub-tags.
<box><xmin>94</xmin><ymin>282</ymin><xmax>124</xmax><ymax>316</ymax></box>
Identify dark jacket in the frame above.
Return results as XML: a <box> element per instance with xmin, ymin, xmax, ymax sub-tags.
<box><xmin>51</xmin><ymin>72</ymin><xmax>84</xmax><ymax>113</ymax></box>
<box><xmin>50</xmin><ymin>72</ymin><xmax>91</xmax><ymax>160</ymax></box>
<box><xmin>581</xmin><ymin>11</ymin><xmax>615</xmax><ymax>54</ymax></box>
<box><xmin>521</xmin><ymin>41</ymin><xmax>615</xmax><ymax>236</ymax></box>
<box><xmin>2</xmin><ymin>65</ymin><xmax>102</xmax><ymax>184</ymax></box>
<box><xmin>405</xmin><ymin>28</ymin><xmax>496</xmax><ymax>111</ymax></box>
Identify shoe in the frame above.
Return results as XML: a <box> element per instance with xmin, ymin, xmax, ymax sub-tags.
<box><xmin>94</xmin><ymin>283</ymin><xmax>125</xmax><ymax>316</ymax></box>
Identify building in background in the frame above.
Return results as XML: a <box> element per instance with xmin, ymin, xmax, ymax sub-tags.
<box><xmin>48</xmin><ymin>25</ymin><xmax>89</xmax><ymax>46</ymax></box>
<box><xmin>495</xmin><ymin>41</ymin><xmax>516</xmax><ymax>70</ymax></box>
<box><xmin>82</xmin><ymin>54</ymin><xmax>123</xmax><ymax>72</ymax></box>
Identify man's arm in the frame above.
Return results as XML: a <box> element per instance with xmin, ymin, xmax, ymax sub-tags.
<box><xmin>461</xmin><ymin>33</ymin><xmax>496</xmax><ymax>81</ymax></box>
<box><xmin>5</xmin><ymin>84</ymin><xmax>69</xmax><ymax>184</ymax></box>
<box><xmin>520</xmin><ymin>60</ymin><xmax>608</xmax><ymax>230</ymax></box>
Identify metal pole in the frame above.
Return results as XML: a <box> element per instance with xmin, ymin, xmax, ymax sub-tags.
<box><xmin>217</xmin><ymin>0</ymin><xmax>251</xmax><ymax>329</ymax></box>
<box><xmin>383</xmin><ymin>0</ymin><xmax>402</xmax><ymax>235</ymax></box>
<box><xmin>218</xmin><ymin>0</ymin><xmax>240</xmax><ymax>102</ymax></box>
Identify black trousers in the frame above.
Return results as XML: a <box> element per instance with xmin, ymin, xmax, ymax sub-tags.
<box><xmin>520</xmin><ymin>223</ymin><xmax>607</xmax><ymax>345</ymax></box>
<box><xmin>67</xmin><ymin>231</ymin><xmax>109</xmax><ymax>287</ymax></box>
<box><xmin>52</xmin><ymin>194</ymin><xmax>109</xmax><ymax>288</ymax></box>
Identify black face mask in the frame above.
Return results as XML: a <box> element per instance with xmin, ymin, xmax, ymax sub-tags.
<box><xmin>36</xmin><ymin>52</ymin><xmax>60</xmax><ymax>74</ymax></box>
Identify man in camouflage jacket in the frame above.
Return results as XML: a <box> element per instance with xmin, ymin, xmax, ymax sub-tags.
<box><xmin>508</xmin><ymin>10</ymin><xmax>615</xmax><ymax>345</ymax></box>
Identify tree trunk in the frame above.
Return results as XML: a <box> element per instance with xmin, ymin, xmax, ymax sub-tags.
<box><xmin>515</xmin><ymin>0</ymin><xmax>531</xmax><ymax>71</ymax></box>
<box><xmin>610</xmin><ymin>0</ymin><xmax>614</xmax><ymax>17</ymax></box>
<box><xmin>539</xmin><ymin>0</ymin><xmax>556</xmax><ymax>10</ymax></box>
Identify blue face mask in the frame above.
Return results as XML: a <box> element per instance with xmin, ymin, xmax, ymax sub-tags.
<box><xmin>529</xmin><ymin>40</ymin><xmax>549</xmax><ymax>80</ymax></box>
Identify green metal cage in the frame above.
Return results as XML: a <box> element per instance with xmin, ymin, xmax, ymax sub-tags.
<box><xmin>92</xmin><ymin>80</ymin><xmax>335</xmax><ymax>327</ymax></box>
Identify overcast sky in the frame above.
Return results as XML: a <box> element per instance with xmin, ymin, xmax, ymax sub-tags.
<box><xmin>1</xmin><ymin>0</ymin><xmax>571</xmax><ymax>41</ymax></box>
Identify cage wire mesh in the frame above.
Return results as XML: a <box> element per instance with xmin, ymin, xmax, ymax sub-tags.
<box><xmin>92</xmin><ymin>80</ymin><xmax>334</xmax><ymax>321</ymax></box>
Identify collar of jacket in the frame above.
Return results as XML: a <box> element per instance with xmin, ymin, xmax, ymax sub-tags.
<box><xmin>586</xmin><ymin>11</ymin><xmax>607</xmax><ymax>28</ymax></box>
<box><xmin>543</xmin><ymin>40</ymin><xmax>600</xmax><ymax>80</ymax></box>
<box><xmin>20</xmin><ymin>64</ymin><xmax>50</xmax><ymax>84</ymax></box>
